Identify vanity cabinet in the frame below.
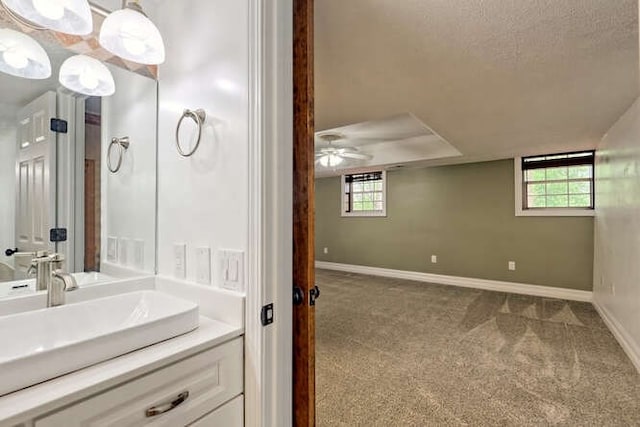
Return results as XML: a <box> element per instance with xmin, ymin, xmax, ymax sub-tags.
<box><xmin>33</xmin><ymin>337</ymin><xmax>243</xmax><ymax>426</ymax></box>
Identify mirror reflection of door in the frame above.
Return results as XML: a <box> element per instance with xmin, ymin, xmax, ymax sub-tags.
<box><xmin>1</xmin><ymin>89</ymin><xmax>108</xmax><ymax>284</ymax></box>
<box><xmin>14</xmin><ymin>91</ymin><xmax>57</xmax><ymax>279</ymax></box>
<box><xmin>84</xmin><ymin>97</ymin><xmax>102</xmax><ymax>273</ymax></box>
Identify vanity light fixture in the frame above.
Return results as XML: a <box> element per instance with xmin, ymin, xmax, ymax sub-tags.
<box><xmin>1</xmin><ymin>0</ymin><xmax>93</xmax><ymax>35</ymax></box>
<box><xmin>99</xmin><ymin>0</ymin><xmax>165</xmax><ymax>65</ymax></box>
<box><xmin>0</xmin><ymin>28</ymin><xmax>51</xmax><ymax>79</ymax></box>
<box><xmin>59</xmin><ymin>54</ymin><xmax>115</xmax><ymax>96</ymax></box>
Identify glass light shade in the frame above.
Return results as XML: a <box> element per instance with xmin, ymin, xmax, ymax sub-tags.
<box><xmin>59</xmin><ymin>55</ymin><xmax>115</xmax><ymax>96</ymax></box>
<box><xmin>2</xmin><ymin>0</ymin><xmax>93</xmax><ymax>35</ymax></box>
<box><xmin>319</xmin><ymin>154</ymin><xmax>344</xmax><ymax>168</ymax></box>
<box><xmin>99</xmin><ymin>8</ymin><xmax>165</xmax><ymax>65</ymax></box>
<box><xmin>0</xmin><ymin>28</ymin><xmax>51</xmax><ymax>79</ymax></box>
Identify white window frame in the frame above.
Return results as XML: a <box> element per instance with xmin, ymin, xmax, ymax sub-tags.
<box><xmin>514</xmin><ymin>157</ymin><xmax>595</xmax><ymax>217</ymax></box>
<box><xmin>341</xmin><ymin>171</ymin><xmax>387</xmax><ymax>217</ymax></box>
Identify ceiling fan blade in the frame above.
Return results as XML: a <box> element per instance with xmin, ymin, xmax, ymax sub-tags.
<box><xmin>340</xmin><ymin>152</ymin><xmax>373</xmax><ymax>160</ymax></box>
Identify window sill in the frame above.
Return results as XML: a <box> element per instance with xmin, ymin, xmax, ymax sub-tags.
<box><xmin>515</xmin><ymin>208</ymin><xmax>595</xmax><ymax>217</ymax></box>
<box><xmin>341</xmin><ymin>212</ymin><xmax>387</xmax><ymax>218</ymax></box>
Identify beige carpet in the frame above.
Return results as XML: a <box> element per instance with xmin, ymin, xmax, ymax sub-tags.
<box><xmin>316</xmin><ymin>269</ymin><xmax>640</xmax><ymax>426</ymax></box>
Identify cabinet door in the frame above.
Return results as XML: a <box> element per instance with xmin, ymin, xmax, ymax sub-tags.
<box><xmin>188</xmin><ymin>395</ymin><xmax>243</xmax><ymax>427</ymax></box>
<box><xmin>36</xmin><ymin>338</ymin><xmax>242</xmax><ymax>427</ymax></box>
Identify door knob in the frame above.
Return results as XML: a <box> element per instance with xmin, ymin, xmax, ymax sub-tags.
<box><xmin>293</xmin><ymin>286</ymin><xmax>305</xmax><ymax>306</ymax></box>
<box><xmin>4</xmin><ymin>248</ymin><xmax>18</xmax><ymax>257</ymax></box>
<box><xmin>310</xmin><ymin>285</ymin><xmax>320</xmax><ymax>306</ymax></box>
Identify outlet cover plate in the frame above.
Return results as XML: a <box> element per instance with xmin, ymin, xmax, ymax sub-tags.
<box><xmin>174</xmin><ymin>244</ymin><xmax>187</xmax><ymax>279</ymax></box>
<box><xmin>196</xmin><ymin>247</ymin><xmax>211</xmax><ymax>285</ymax></box>
<box><xmin>107</xmin><ymin>237</ymin><xmax>118</xmax><ymax>263</ymax></box>
<box><xmin>133</xmin><ymin>240</ymin><xmax>145</xmax><ymax>270</ymax></box>
<box><xmin>119</xmin><ymin>238</ymin><xmax>130</xmax><ymax>266</ymax></box>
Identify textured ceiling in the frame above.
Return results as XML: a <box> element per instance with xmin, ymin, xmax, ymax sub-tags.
<box><xmin>315</xmin><ymin>0</ymin><xmax>639</xmax><ymax>166</ymax></box>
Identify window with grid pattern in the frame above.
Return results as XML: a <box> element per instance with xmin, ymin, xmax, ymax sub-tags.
<box><xmin>522</xmin><ymin>151</ymin><xmax>594</xmax><ymax>210</ymax></box>
<box><xmin>341</xmin><ymin>171</ymin><xmax>386</xmax><ymax>217</ymax></box>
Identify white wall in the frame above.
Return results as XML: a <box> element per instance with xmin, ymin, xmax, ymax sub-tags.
<box><xmin>593</xmin><ymin>97</ymin><xmax>640</xmax><ymax>370</ymax></box>
<box><xmin>0</xmin><ymin>104</ymin><xmax>17</xmax><ymax>270</ymax></box>
<box><xmin>101</xmin><ymin>65</ymin><xmax>158</xmax><ymax>274</ymax></box>
<box><xmin>148</xmin><ymin>0</ymin><xmax>250</xmax><ymax>286</ymax></box>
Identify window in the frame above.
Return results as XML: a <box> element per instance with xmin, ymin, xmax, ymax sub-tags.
<box><xmin>515</xmin><ymin>151</ymin><xmax>595</xmax><ymax>216</ymax></box>
<box><xmin>341</xmin><ymin>171</ymin><xmax>386</xmax><ymax>217</ymax></box>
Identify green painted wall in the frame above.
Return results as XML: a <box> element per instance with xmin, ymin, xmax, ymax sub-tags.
<box><xmin>315</xmin><ymin>159</ymin><xmax>594</xmax><ymax>291</ymax></box>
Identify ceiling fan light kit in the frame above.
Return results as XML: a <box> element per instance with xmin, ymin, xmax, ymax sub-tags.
<box><xmin>315</xmin><ymin>132</ymin><xmax>373</xmax><ymax>168</ymax></box>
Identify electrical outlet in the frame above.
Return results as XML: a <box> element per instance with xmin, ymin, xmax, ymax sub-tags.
<box><xmin>218</xmin><ymin>249</ymin><xmax>245</xmax><ymax>292</ymax></box>
<box><xmin>174</xmin><ymin>244</ymin><xmax>186</xmax><ymax>279</ymax></box>
<box><xmin>196</xmin><ymin>247</ymin><xmax>211</xmax><ymax>285</ymax></box>
<box><xmin>133</xmin><ymin>240</ymin><xmax>145</xmax><ymax>270</ymax></box>
<box><xmin>119</xmin><ymin>238</ymin><xmax>130</xmax><ymax>266</ymax></box>
<box><xmin>107</xmin><ymin>237</ymin><xmax>118</xmax><ymax>262</ymax></box>
<box><xmin>508</xmin><ymin>261</ymin><xmax>516</xmax><ymax>271</ymax></box>
<box><xmin>431</xmin><ymin>255</ymin><xmax>437</xmax><ymax>264</ymax></box>
<box><xmin>323</xmin><ymin>247</ymin><xmax>329</xmax><ymax>254</ymax></box>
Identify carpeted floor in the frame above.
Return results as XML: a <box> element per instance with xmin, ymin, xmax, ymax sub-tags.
<box><xmin>315</xmin><ymin>269</ymin><xmax>640</xmax><ymax>426</ymax></box>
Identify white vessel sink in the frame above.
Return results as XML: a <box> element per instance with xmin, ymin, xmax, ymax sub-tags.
<box><xmin>0</xmin><ymin>291</ymin><xmax>199</xmax><ymax>396</ymax></box>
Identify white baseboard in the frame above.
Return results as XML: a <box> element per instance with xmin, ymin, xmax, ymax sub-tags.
<box><xmin>315</xmin><ymin>261</ymin><xmax>593</xmax><ymax>302</ymax></box>
<box><xmin>592</xmin><ymin>300</ymin><xmax>640</xmax><ymax>373</ymax></box>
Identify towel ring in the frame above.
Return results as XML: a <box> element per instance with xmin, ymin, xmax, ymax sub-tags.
<box><xmin>107</xmin><ymin>136</ymin><xmax>130</xmax><ymax>173</ymax></box>
<box><xmin>175</xmin><ymin>109</ymin><xmax>206</xmax><ymax>157</ymax></box>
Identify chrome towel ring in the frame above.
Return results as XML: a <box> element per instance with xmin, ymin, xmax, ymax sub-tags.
<box><xmin>107</xmin><ymin>136</ymin><xmax>130</xmax><ymax>173</ymax></box>
<box><xmin>175</xmin><ymin>109</ymin><xmax>206</xmax><ymax>157</ymax></box>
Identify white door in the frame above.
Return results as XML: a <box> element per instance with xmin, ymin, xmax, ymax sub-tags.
<box><xmin>14</xmin><ymin>91</ymin><xmax>57</xmax><ymax>278</ymax></box>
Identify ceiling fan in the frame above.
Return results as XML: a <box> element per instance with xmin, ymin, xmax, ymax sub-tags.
<box><xmin>315</xmin><ymin>133</ymin><xmax>373</xmax><ymax>167</ymax></box>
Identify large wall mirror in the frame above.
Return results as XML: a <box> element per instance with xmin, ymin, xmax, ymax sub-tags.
<box><xmin>0</xmin><ymin>23</ymin><xmax>158</xmax><ymax>298</ymax></box>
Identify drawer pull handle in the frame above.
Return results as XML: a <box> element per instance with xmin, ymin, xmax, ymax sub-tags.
<box><xmin>145</xmin><ymin>391</ymin><xmax>190</xmax><ymax>417</ymax></box>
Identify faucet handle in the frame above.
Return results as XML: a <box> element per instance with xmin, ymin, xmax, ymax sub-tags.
<box><xmin>26</xmin><ymin>262</ymin><xmax>37</xmax><ymax>277</ymax></box>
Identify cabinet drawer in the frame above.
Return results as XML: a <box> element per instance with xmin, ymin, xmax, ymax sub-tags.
<box><xmin>188</xmin><ymin>395</ymin><xmax>243</xmax><ymax>427</ymax></box>
<box><xmin>36</xmin><ymin>337</ymin><xmax>243</xmax><ymax>427</ymax></box>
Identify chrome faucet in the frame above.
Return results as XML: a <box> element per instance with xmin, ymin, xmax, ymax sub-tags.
<box><xmin>28</xmin><ymin>252</ymin><xmax>78</xmax><ymax>307</ymax></box>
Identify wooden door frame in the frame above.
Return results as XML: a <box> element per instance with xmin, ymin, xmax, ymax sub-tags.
<box><xmin>292</xmin><ymin>0</ymin><xmax>315</xmax><ymax>425</ymax></box>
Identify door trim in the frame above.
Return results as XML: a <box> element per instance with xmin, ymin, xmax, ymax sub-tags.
<box><xmin>245</xmin><ymin>0</ymin><xmax>294</xmax><ymax>426</ymax></box>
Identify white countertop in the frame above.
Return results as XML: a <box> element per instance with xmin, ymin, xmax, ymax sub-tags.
<box><xmin>0</xmin><ymin>316</ymin><xmax>243</xmax><ymax>425</ymax></box>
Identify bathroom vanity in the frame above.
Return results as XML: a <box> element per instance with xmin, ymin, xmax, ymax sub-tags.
<box><xmin>0</xmin><ymin>2</ymin><xmax>250</xmax><ymax>425</ymax></box>
<box><xmin>0</xmin><ymin>277</ymin><xmax>245</xmax><ymax>427</ymax></box>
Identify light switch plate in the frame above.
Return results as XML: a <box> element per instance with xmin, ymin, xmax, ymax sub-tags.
<box><xmin>174</xmin><ymin>244</ymin><xmax>187</xmax><ymax>279</ymax></box>
<box><xmin>196</xmin><ymin>247</ymin><xmax>211</xmax><ymax>285</ymax></box>
<box><xmin>107</xmin><ymin>237</ymin><xmax>118</xmax><ymax>262</ymax></box>
<box><xmin>218</xmin><ymin>249</ymin><xmax>245</xmax><ymax>292</ymax></box>
<box><xmin>133</xmin><ymin>240</ymin><xmax>145</xmax><ymax>270</ymax></box>
<box><xmin>119</xmin><ymin>238</ymin><xmax>130</xmax><ymax>266</ymax></box>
